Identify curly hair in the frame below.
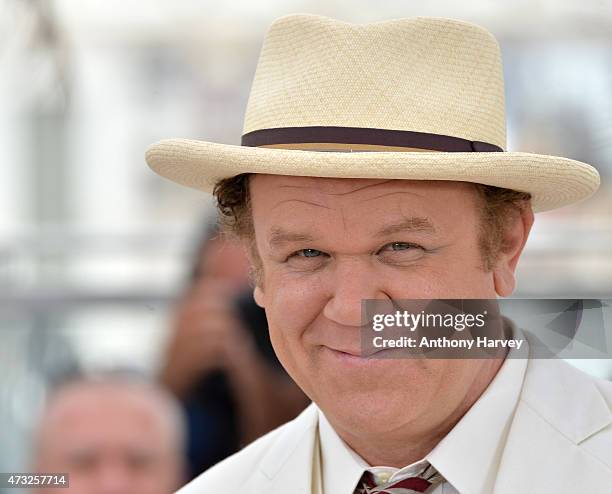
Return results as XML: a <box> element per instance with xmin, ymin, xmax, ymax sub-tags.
<box><xmin>213</xmin><ymin>174</ymin><xmax>531</xmax><ymax>284</ymax></box>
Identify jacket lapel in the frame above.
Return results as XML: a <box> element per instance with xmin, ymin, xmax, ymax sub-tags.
<box><xmin>243</xmin><ymin>402</ymin><xmax>320</xmax><ymax>494</ymax></box>
<box><xmin>494</xmin><ymin>354</ymin><xmax>612</xmax><ymax>493</ymax></box>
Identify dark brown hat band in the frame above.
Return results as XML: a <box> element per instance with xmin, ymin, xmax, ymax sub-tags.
<box><xmin>241</xmin><ymin>126</ymin><xmax>503</xmax><ymax>153</ymax></box>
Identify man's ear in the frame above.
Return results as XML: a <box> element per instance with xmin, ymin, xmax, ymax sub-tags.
<box><xmin>253</xmin><ymin>285</ymin><xmax>265</xmax><ymax>308</ymax></box>
<box><xmin>493</xmin><ymin>205</ymin><xmax>535</xmax><ymax>297</ymax></box>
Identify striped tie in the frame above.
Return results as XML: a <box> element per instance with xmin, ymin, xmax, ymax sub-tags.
<box><xmin>354</xmin><ymin>463</ymin><xmax>443</xmax><ymax>493</ymax></box>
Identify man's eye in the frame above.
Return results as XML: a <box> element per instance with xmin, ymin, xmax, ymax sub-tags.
<box><xmin>383</xmin><ymin>242</ymin><xmax>422</xmax><ymax>252</ymax></box>
<box><xmin>285</xmin><ymin>248</ymin><xmax>328</xmax><ymax>269</ymax></box>
<box><xmin>377</xmin><ymin>242</ymin><xmax>426</xmax><ymax>263</ymax></box>
<box><xmin>292</xmin><ymin>248</ymin><xmax>323</xmax><ymax>258</ymax></box>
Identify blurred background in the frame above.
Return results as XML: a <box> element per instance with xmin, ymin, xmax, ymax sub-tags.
<box><xmin>0</xmin><ymin>0</ymin><xmax>611</xmax><ymax>487</ymax></box>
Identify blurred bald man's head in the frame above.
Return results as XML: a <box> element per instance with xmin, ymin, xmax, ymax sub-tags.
<box><xmin>33</xmin><ymin>373</ymin><xmax>185</xmax><ymax>494</ymax></box>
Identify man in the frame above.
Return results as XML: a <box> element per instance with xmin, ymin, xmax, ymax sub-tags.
<box><xmin>146</xmin><ymin>14</ymin><xmax>612</xmax><ymax>494</ymax></box>
<box><xmin>32</xmin><ymin>373</ymin><xmax>185</xmax><ymax>494</ymax></box>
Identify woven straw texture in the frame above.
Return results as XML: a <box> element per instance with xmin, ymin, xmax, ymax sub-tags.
<box><xmin>245</xmin><ymin>15</ymin><xmax>506</xmax><ymax>148</ymax></box>
<box><xmin>145</xmin><ymin>14</ymin><xmax>600</xmax><ymax>212</ymax></box>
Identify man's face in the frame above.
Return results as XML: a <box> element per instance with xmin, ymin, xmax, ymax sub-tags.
<box><xmin>250</xmin><ymin>175</ymin><xmax>517</xmax><ymax>439</ymax></box>
<box><xmin>34</xmin><ymin>384</ymin><xmax>183</xmax><ymax>494</ymax></box>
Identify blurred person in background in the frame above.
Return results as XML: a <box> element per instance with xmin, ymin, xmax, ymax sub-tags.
<box><xmin>159</xmin><ymin>221</ymin><xmax>309</xmax><ymax>479</ymax></box>
<box><xmin>31</xmin><ymin>372</ymin><xmax>185</xmax><ymax>494</ymax></box>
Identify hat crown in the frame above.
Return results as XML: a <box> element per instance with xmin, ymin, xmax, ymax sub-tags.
<box><xmin>243</xmin><ymin>14</ymin><xmax>506</xmax><ymax>150</ymax></box>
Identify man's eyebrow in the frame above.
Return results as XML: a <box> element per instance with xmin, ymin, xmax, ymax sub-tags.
<box><xmin>268</xmin><ymin>227</ymin><xmax>316</xmax><ymax>249</ymax></box>
<box><xmin>377</xmin><ymin>218</ymin><xmax>436</xmax><ymax>236</ymax></box>
<box><xmin>267</xmin><ymin>218</ymin><xmax>435</xmax><ymax>249</ymax></box>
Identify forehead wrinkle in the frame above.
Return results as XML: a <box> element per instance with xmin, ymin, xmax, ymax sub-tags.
<box><xmin>271</xmin><ymin>199</ymin><xmax>332</xmax><ymax>211</ymax></box>
<box><xmin>274</xmin><ymin>179</ymin><xmax>393</xmax><ymax>196</ymax></box>
<box><xmin>324</xmin><ymin>179</ymin><xmax>394</xmax><ymax>196</ymax></box>
<box><xmin>361</xmin><ymin>190</ymin><xmax>426</xmax><ymax>202</ymax></box>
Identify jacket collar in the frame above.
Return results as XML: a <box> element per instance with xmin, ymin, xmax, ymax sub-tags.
<box><xmin>519</xmin><ymin>348</ymin><xmax>612</xmax><ymax>443</ymax></box>
<box><xmin>257</xmin><ymin>402</ymin><xmax>319</xmax><ymax>493</ymax></box>
<box><xmin>494</xmin><ymin>332</ymin><xmax>612</xmax><ymax>493</ymax></box>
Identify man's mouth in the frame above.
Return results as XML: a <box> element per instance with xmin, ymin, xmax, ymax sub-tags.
<box><xmin>326</xmin><ymin>346</ymin><xmax>362</xmax><ymax>357</ymax></box>
<box><xmin>323</xmin><ymin>345</ymin><xmax>398</xmax><ymax>365</ymax></box>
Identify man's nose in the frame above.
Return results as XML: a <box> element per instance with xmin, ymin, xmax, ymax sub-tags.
<box><xmin>322</xmin><ymin>259</ymin><xmax>389</xmax><ymax>327</ymax></box>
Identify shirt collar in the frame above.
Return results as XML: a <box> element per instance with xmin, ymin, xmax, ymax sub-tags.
<box><xmin>426</xmin><ymin>322</ymin><xmax>528</xmax><ymax>494</ymax></box>
<box><xmin>317</xmin><ymin>320</ymin><xmax>529</xmax><ymax>494</ymax></box>
<box><xmin>318</xmin><ymin>409</ymin><xmax>368</xmax><ymax>494</ymax></box>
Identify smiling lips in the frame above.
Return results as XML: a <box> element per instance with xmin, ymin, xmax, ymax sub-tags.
<box><xmin>323</xmin><ymin>345</ymin><xmax>398</xmax><ymax>364</ymax></box>
<box><xmin>326</xmin><ymin>346</ymin><xmax>362</xmax><ymax>357</ymax></box>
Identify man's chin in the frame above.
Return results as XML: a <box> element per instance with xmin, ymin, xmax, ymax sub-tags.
<box><xmin>315</xmin><ymin>387</ymin><xmax>428</xmax><ymax>436</ymax></box>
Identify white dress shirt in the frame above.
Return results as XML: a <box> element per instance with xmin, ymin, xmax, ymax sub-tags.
<box><xmin>317</xmin><ymin>323</ymin><xmax>529</xmax><ymax>494</ymax></box>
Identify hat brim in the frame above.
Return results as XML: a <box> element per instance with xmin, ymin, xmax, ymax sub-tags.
<box><xmin>145</xmin><ymin>138</ymin><xmax>600</xmax><ymax>213</ymax></box>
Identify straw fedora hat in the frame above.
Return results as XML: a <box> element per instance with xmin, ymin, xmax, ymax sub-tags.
<box><xmin>145</xmin><ymin>14</ymin><xmax>600</xmax><ymax>212</ymax></box>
